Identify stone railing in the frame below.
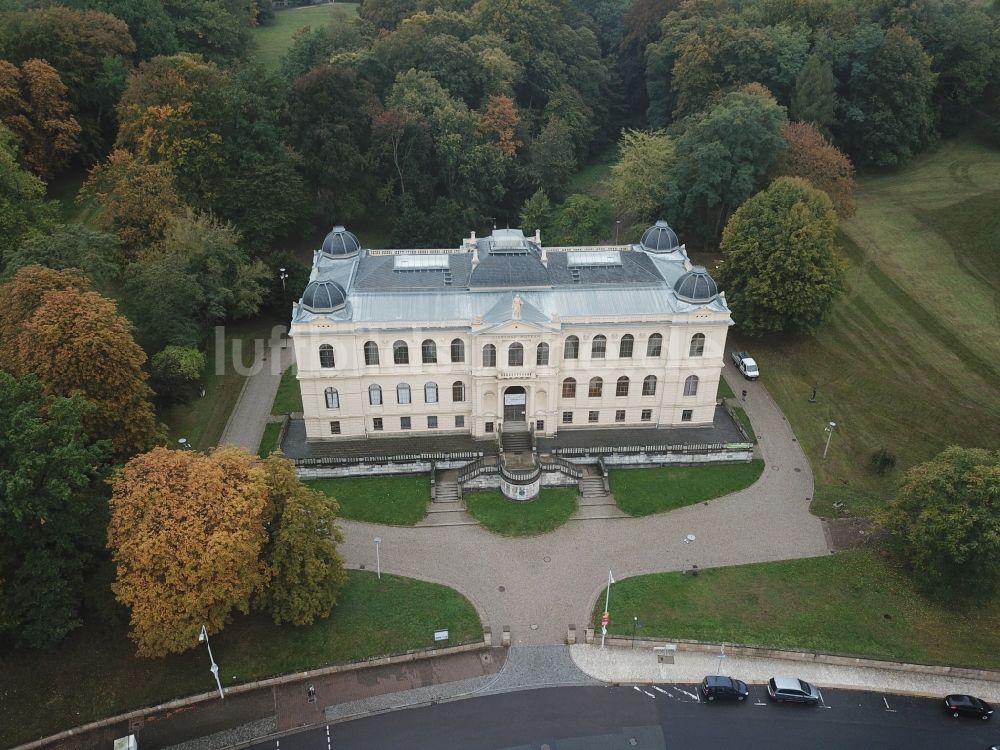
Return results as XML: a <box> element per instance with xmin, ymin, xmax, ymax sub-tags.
<box><xmin>552</xmin><ymin>442</ymin><xmax>753</xmax><ymax>457</ymax></box>
<box><xmin>721</xmin><ymin>399</ymin><xmax>755</xmax><ymax>443</ymax></box>
<box><xmin>540</xmin><ymin>455</ymin><xmax>583</xmax><ymax>480</ymax></box>
<box><xmin>457</xmin><ymin>456</ymin><xmax>497</xmax><ymax>483</ymax></box>
<box><xmin>294</xmin><ymin>450</ymin><xmax>483</xmax><ymax>468</ymax></box>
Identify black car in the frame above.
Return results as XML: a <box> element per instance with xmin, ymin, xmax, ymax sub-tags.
<box><xmin>701</xmin><ymin>675</ymin><xmax>749</xmax><ymax>701</ymax></box>
<box><xmin>944</xmin><ymin>694</ymin><xmax>993</xmax><ymax>720</ymax></box>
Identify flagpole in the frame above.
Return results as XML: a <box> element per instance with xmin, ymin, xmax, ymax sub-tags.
<box><xmin>601</xmin><ymin>569</ymin><xmax>612</xmax><ymax>648</ymax></box>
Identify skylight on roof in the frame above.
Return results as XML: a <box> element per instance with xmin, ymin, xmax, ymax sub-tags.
<box><xmin>567</xmin><ymin>251</ymin><xmax>622</xmax><ymax>267</ymax></box>
<box><xmin>394</xmin><ymin>254</ymin><xmax>450</xmax><ymax>271</ymax></box>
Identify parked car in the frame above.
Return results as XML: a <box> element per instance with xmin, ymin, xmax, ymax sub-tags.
<box><xmin>701</xmin><ymin>675</ymin><xmax>749</xmax><ymax>702</ymax></box>
<box><xmin>731</xmin><ymin>351</ymin><xmax>760</xmax><ymax>381</ymax></box>
<box><xmin>943</xmin><ymin>694</ymin><xmax>993</xmax><ymax>720</ymax></box>
<box><xmin>767</xmin><ymin>677</ymin><xmax>822</xmax><ymax>705</ymax></box>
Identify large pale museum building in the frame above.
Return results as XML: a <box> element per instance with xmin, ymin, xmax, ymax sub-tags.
<box><xmin>290</xmin><ymin>222</ymin><xmax>732</xmax><ymax>442</ymax></box>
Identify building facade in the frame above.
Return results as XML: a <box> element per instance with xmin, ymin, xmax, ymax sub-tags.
<box><xmin>290</xmin><ymin>222</ymin><xmax>733</xmax><ymax>441</ymax></box>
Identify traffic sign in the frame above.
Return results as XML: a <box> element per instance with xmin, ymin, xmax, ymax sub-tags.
<box><xmin>601</xmin><ymin>612</ymin><xmax>610</xmax><ymax>626</ymax></box>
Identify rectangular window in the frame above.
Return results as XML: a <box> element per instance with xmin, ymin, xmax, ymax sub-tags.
<box><xmin>485</xmin><ymin>421</ymin><xmax>494</xmax><ymax>433</ymax></box>
<box><xmin>400</xmin><ymin>416</ymin><xmax>411</xmax><ymax>430</ymax></box>
<box><xmin>681</xmin><ymin>409</ymin><xmax>693</xmax><ymax>422</ymax></box>
<box><xmin>615</xmin><ymin>410</ymin><xmax>626</xmax><ymax>423</ymax></box>
<box><xmin>588</xmin><ymin>410</ymin><xmax>599</xmax><ymax>423</ymax></box>
<box><xmin>373</xmin><ymin>417</ymin><xmax>383</xmax><ymax>431</ymax></box>
<box><xmin>536</xmin><ymin>420</ymin><xmax>544</xmax><ymax>431</ymax></box>
<box><xmin>427</xmin><ymin>415</ymin><xmax>438</xmax><ymax>429</ymax></box>
<box><xmin>641</xmin><ymin>409</ymin><xmax>652</xmax><ymax>422</ymax></box>
<box><xmin>329</xmin><ymin>421</ymin><xmax>341</xmax><ymax>435</ymax></box>
<box><xmin>562</xmin><ymin>411</ymin><xmax>573</xmax><ymax>424</ymax></box>
<box><xmin>455</xmin><ymin>415</ymin><xmax>465</xmax><ymax>428</ymax></box>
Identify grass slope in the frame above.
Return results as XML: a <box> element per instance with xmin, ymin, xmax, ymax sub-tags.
<box><xmin>258</xmin><ymin>421</ymin><xmax>282</xmax><ymax>456</ymax></box>
<box><xmin>743</xmin><ymin>139</ymin><xmax>1000</xmax><ymax>516</ymax></box>
<box><xmin>250</xmin><ymin>3</ymin><xmax>359</xmax><ymax>69</ymax></box>
<box><xmin>272</xmin><ymin>364</ymin><xmax>303</xmax><ymax>415</ymax></box>
<box><xmin>1</xmin><ymin>571</ymin><xmax>481</xmax><ymax>747</ymax></box>
<box><xmin>610</xmin><ymin>460</ymin><xmax>764</xmax><ymax>517</ymax></box>
<box><xmin>594</xmin><ymin>551</ymin><xmax>1000</xmax><ymax>669</ymax></box>
<box><xmin>465</xmin><ymin>489</ymin><xmax>577</xmax><ymax>536</ymax></box>
<box><xmin>308</xmin><ymin>475</ymin><xmax>431</xmax><ymax>525</ymax></box>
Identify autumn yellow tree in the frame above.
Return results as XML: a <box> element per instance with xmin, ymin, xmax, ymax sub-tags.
<box><xmin>772</xmin><ymin>121</ymin><xmax>856</xmax><ymax>218</ymax></box>
<box><xmin>108</xmin><ymin>447</ymin><xmax>271</xmax><ymax>656</ymax></box>
<box><xmin>478</xmin><ymin>95</ymin><xmax>521</xmax><ymax>157</ymax></box>
<box><xmin>0</xmin><ymin>265</ymin><xmax>89</xmax><ymax>367</ymax></box>
<box><xmin>14</xmin><ymin>287</ymin><xmax>160</xmax><ymax>458</ymax></box>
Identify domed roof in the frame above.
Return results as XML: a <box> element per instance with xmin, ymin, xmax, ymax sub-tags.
<box><xmin>674</xmin><ymin>266</ymin><xmax>719</xmax><ymax>303</ymax></box>
<box><xmin>320</xmin><ymin>225</ymin><xmax>360</xmax><ymax>257</ymax></box>
<box><xmin>640</xmin><ymin>220</ymin><xmax>680</xmax><ymax>253</ymax></box>
<box><xmin>300</xmin><ymin>280</ymin><xmax>347</xmax><ymax>312</ymax></box>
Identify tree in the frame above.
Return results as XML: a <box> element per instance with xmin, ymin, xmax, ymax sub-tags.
<box><xmin>878</xmin><ymin>447</ymin><xmax>1000</xmax><ymax>599</ymax></box>
<box><xmin>519</xmin><ymin>189</ymin><xmax>553</xmax><ymax>238</ymax></box>
<box><xmin>107</xmin><ymin>446</ymin><xmax>270</xmax><ymax>656</ymax></box>
<box><xmin>162</xmin><ymin>0</ymin><xmax>252</xmax><ymax>62</ymax></box>
<box><xmin>718</xmin><ymin>176</ymin><xmax>843</xmax><ymax>337</ymax></box>
<box><xmin>89</xmin><ymin>0</ymin><xmax>180</xmax><ymax>60</ymax></box>
<box><xmin>0</xmin><ymin>372</ymin><xmax>109</xmax><ymax>648</ymax></box>
<box><xmin>772</xmin><ymin>121</ymin><xmax>855</xmax><ymax>218</ymax></box>
<box><xmin>150</xmin><ymin>345</ymin><xmax>205</xmax><ymax>404</ymax></box>
<box><xmin>527</xmin><ymin>116</ymin><xmax>576</xmax><ymax>201</ymax></box>
<box><xmin>549</xmin><ymin>194</ymin><xmax>612</xmax><ymax>245</ymax></box>
<box><xmin>358</xmin><ymin>0</ymin><xmax>418</xmax><ymax>31</ymax></box>
<box><xmin>608</xmin><ymin>129</ymin><xmax>674</xmax><ymax>222</ymax></box>
<box><xmin>257</xmin><ymin>454</ymin><xmax>346</xmax><ymax>626</ymax></box>
<box><xmin>0</xmin><ymin>124</ymin><xmax>56</xmax><ymax>271</ymax></box>
<box><xmin>666</xmin><ymin>87</ymin><xmax>787</xmax><ymax>244</ymax></box>
<box><xmin>791</xmin><ymin>53</ymin><xmax>837</xmax><ymax>138</ymax></box>
<box><xmin>0</xmin><ymin>265</ymin><xmax>89</xmax><ymax>368</ymax></box>
<box><xmin>15</xmin><ymin>287</ymin><xmax>160</xmax><ymax>459</ymax></box>
<box><xmin>0</xmin><ymin>58</ymin><xmax>81</xmax><ymax>179</ymax></box>
<box><xmin>478</xmin><ymin>95</ymin><xmax>521</xmax><ymax>157</ymax></box>
<box><xmin>5</xmin><ymin>224</ymin><xmax>120</xmax><ymax>288</ymax></box>
<box><xmin>121</xmin><ymin>251</ymin><xmax>204</xmax><ymax>352</ymax></box>
<box><xmin>618</xmin><ymin>0</ymin><xmax>676</xmax><ymax>118</ymax></box>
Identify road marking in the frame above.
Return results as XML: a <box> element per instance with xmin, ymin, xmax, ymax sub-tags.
<box><xmin>672</xmin><ymin>687</ymin><xmax>700</xmax><ymax>701</ymax></box>
<box><xmin>754</xmin><ymin>700</ymin><xmax>767</xmax><ymax>706</ymax></box>
<box><xmin>632</xmin><ymin>686</ymin><xmax>657</xmax><ymax>699</ymax></box>
<box><xmin>883</xmin><ymin>696</ymin><xmax>896</xmax><ymax>712</ymax></box>
<box><xmin>652</xmin><ymin>686</ymin><xmax>670</xmax><ymax>695</ymax></box>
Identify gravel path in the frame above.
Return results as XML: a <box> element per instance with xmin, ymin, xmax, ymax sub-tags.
<box><xmin>218</xmin><ymin>335</ymin><xmax>294</xmax><ymax>453</ymax></box>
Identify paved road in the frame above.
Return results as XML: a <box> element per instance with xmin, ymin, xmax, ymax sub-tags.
<box><xmin>219</xmin><ymin>333</ymin><xmax>294</xmax><ymax>452</ymax></box>
<box><xmin>245</xmin><ymin>685</ymin><xmax>998</xmax><ymax>750</ymax></box>
<box><xmin>337</xmin><ymin>363</ymin><xmax>829</xmax><ymax>645</ymax></box>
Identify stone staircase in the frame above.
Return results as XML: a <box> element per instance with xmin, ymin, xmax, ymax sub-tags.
<box><xmin>419</xmin><ymin>468</ymin><xmax>478</xmax><ymax>527</ymax></box>
<box><xmin>573</xmin><ymin>464</ymin><xmax>628</xmax><ymax>520</ymax></box>
<box><xmin>501</xmin><ymin>422</ymin><xmax>532</xmax><ymax>455</ymax></box>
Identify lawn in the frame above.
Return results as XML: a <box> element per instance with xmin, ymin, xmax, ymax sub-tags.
<box><xmin>161</xmin><ymin>315</ymin><xmax>286</xmax><ymax>451</ymax></box>
<box><xmin>743</xmin><ymin>139</ymin><xmax>1000</xmax><ymax>517</ymax></box>
<box><xmin>250</xmin><ymin>3</ymin><xmax>359</xmax><ymax>69</ymax></box>
<box><xmin>594</xmin><ymin>550</ymin><xmax>1000</xmax><ymax>670</ymax></box>
<box><xmin>716</xmin><ymin>377</ymin><xmax>735</xmax><ymax>400</ymax></box>
<box><xmin>258</xmin><ymin>421</ymin><xmax>282</xmax><ymax>456</ymax></box>
<box><xmin>1</xmin><ymin>571</ymin><xmax>481</xmax><ymax>747</ymax></box>
<box><xmin>610</xmin><ymin>460</ymin><xmax>764</xmax><ymax>517</ymax></box>
<box><xmin>731</xmin><ymin>405</ymin><xmax>756</xmax><ymax>442</ymax></box>
<box><xmin>271</xmin><ymin>364</ymin><xmax>303</xmax><ymax>414</ymax></box>
<box><xmin>566</xmin><ymin>143</ymin><xmax>618</xmax><ymax>197</ymax></box>
<box><xmin>464</xmin><ymin>488</ymin><xmax>577</xmax><ymax>536</ymax></box>
<box><xmin>308</xmin><ymin>475</ymin><xmax>431</xmax><ymax>525</ymax></box>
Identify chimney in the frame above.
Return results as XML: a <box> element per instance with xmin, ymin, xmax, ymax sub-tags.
<box><xmin>535</xmin><ymin>228</ymin><xmax>541</xmax><ymax>243</ymax></box>
<box><xmin>472</xmin><ymin>244</ymin><xmax>480</xmax><ymax>269</ymax></box>
<box><xmin>540</xmin><ymin>246</ymin><xmax>548</xmax><ymax>267</ymax></box>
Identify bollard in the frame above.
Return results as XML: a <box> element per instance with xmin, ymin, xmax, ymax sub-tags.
<box><xmin>502</xmin><ymin>626</ymin><xmax>511</xmax><ymax>647</ymax></box>
<box><xmin>585</xmin><ymin>627</ymin><xmax>595</xmax><ymax>645</ymax></box>
<box><xmin>566</xmin><ymin>624</ymin><xmax>576</xmax><ymax>645</ymax></box>
<box><xmin>483</xmin><ymin>626</ymin><xmax>492</xmax><ymax>647</ymax></box>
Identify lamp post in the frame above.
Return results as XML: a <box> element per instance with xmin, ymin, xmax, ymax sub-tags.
<box><xmin>823</xmin><ymin>421</ymin><xmax>837</xmax><ymax>459</ymax></box>
<box><xmin>373</xmin><ymin>536</ymin><xmax>382</xmax><ymax>579</ymax></box>
<box><xmin>199</xmin><ymin>625</ymin><xmax>225</xmax><ymax>700</ymax></box>
<box><xmin>278</xmin><ymin>267</ymin><xmax>288</xmax><ymax>291</ymax></box>
<box><xmin>615</xmin><ymin>220</ymin><xmax>621</xmax><ymax>245</ymax></box>
<box><xmin>177</xmin><ymin>437</ymin><xmax>190</xmax><ymax>450</ymax></box>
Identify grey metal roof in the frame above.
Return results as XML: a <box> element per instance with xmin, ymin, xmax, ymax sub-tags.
<box><xmin>546</xmin><ymin>251</ymin><xmax>664</xmax><ymax>286</ymax></box>
<box><xmin>469</xmin><ymin>247</ymin><xmax>551</xmax><ymax>288</ymax></box>
<box><xmin>353</xmin><ymin>253</ymin><xmax>472</xmax><ymax>290</ymax></box>
<box><xmin>641</xmin><ymin>220</ymin><xmax>680</xmax><ymax>253</ymax></box>
<box><xmin>674</xmin><ymin>266</ymin><xmax>719</xmax><ymax>303</ymax></box>
<box><xmin>320</xmin><ymin>225</ymin><xmax>361</xmax><ymax>257</ymax></box>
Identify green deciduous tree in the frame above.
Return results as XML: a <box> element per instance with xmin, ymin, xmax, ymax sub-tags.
<box><xmin>718</xmin><ymin>176</ymin><xmax>843</xmax><ymax>336</ymax></box>
<box><xmin>878</xmin><ymin>447</ymin><xmax>1000</xmax><ymax>600</ymax></box>
<box><xmin>0</xmin><ymin>372</ymin><xmax>109</xmax><ymax>648</ymax></box>
<box><xmin>0</xmin><ymin>125</ymin><xmax>56</xmax><ymax>272</ymax></box>
<box><xmin>121</xmin><ymin>251</ymin><xmax>204</xmax><ymax>352</ymax></box>
<box><xmin>150</xmin><ymin>345</ymin><xmax>205</xmax><ymax>404</ymax></box>
<box><xmin>527</xmin><ymin>116</ymin><xmax>577</xmax><ymax>202</ymax></box>
<box><xmin>609</xmin><ymin>128</ymin><xmax>674</xmax><ymax>222</ymax></box>
<box><xmin>549</xmin><ymin>194</ymin><xmax>612</xmax><ymax>245</ymax></box>
<box><xmin>5</xmin><ymin>224</ymin><xmax>120</xmax><ymax>289</ymax></box>
<box><xmin>791</xmin><ymin>53</ymin><xmax>837</xmax><ymax>138</ymax></box>
<box><xmin>519</xmin><ymin>189</ymin><xmax>553</xmax><ymax>239</ymax></box>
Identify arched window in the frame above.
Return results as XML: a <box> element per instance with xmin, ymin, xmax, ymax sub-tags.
<box><xmin>319</xmin><ymin>344</ymin><xmax>335</xmax><ymax>368</ymax></box>
<box><xmin>589</xmin><ymin>377</ymin><xmax>603</xmax><ymax>397</ymax></box>
<box><xmin>684</xmin><ymin>375</ymin><xmax>699</xmax><ymax>396</ymax></box>
<box><xmin>536</xmin><ymin>342</ymin><xmax>549</xmax><ymax>366</ymax></box>
<box><xmin>422</xmin><ymin>339</ymin><xmax>437</xmax><ymax>364</ymax></box>
<box><xmin>369</xmin><ymin>384</ymin><xmax>382</xmax><ymax>406</ymax></box>
<box><xmin>508</xmin><ymin>342</ymin><xmax>524</xmax><ymax>367</ymax></box>
<box><xmin>564</xmin><ymin>335</ymin><xmax>579</xmax><ymax>359</ymax></box>
<box><xmin>647</xmin><ymin>333</ymin><xmax>662</xmax><ymax>357</ymax></box>
<box><xmin>562</xmin><ymin>377</ymin><xmax>577</xmax><ymax>398</ymax></box>
<box><xmin>450</xmin><ymin>338</ymin><xmax>465</xmax><ymax>363</ymax></box>
<box><xmin>397</xmin><ymin>383</ymin><xmax>411</xmax><ymax>404</ymax></box>
<box><xmin>689</xmin><ymin>333</ymin><xmax>705</xmax><ymax>357</ymax></box>
<box><xmin>642</xmin><ymin>375</ymin><xmax>657</xmax><ymax>396</ymax></box>
<box><xmin>324</xmin><ymin>387</ymin><xmax>339</xmax><ymax>409</ymax></box>
<box><xmin>452</xmin><ymin>381</ymin><xmax>465</xmax><ymax>402</ymax></box>
<box><xmin>619</xmin><ymin>334</ymin><xmax>634</xmax><ymax>358</ymax></box>
<box><xmin>482</xmin><ymin>343</ymin><xmax>496</xmax><ymax>367</ymax></box>
<box><xmin>393</xmin><ymin>340</ymin><xmax>409</xmax><ymax>365</ymax></box>
<box><xmin>591</xmin><ymin>334</ymin><xmax>607</xmax><ymax>359</ymax></box>
<box><xmin>424</xmin><ymin>382</ymin><xmax>438</xmax><ymax>403</ymax></box>
<box><xmin>363</xmin><ymin>341</ymin><xmax>379</xmax><ymax>366</ymax></box>
<box><xmin>616</xmin><ymin>376</ymin><xmax>630</xmax><ymax>397</ymax></box>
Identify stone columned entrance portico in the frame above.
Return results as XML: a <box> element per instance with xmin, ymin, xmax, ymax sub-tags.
<box><xmin>503</xmin><ymin>385</ymin><xmax>527</xmax><ymax>423</ymax></box>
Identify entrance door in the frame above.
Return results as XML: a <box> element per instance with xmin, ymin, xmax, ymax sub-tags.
<box><xmin>503</xmin><ymin>386</ymin><xmax>527</xmax><ymax>422</ymax></box>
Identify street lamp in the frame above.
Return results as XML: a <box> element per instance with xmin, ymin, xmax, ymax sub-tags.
<box><xmin>373</xmin><ymin>536</ymin><xmax>382</xmax><ymax>579</ymax></box>
<box><xmin>615</xmin><ymin>220</ymin><xmax>621</xmax><ymax>245</ymax></box>
<box><xmin>198</xmin><ymin>625</ymin><xmax>225</xmax><ymax>700</ymax></box>
<box><xmin>823</xmin><ymin>421</ymin><xmax>837</xmax><ymax>459</ymax></box>
<box><xmin>278</xmin><ymin>267</ymin><xmax>288</xmax><ymax>291</ymax></box>
<box><xmin>177</xmin><ymin>437</ymin><xmax>190</xmax><ymax>450</ymax></box>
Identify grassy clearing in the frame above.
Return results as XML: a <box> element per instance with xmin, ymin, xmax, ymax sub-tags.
<box><xmin>161</xmin><ymin>316</ymin><xmax>284</xmax><ymax>451</ymax></box>
<box><xmin>731</xmin><ymin>406</ymin><xmax>756</xmax><ymax>442</ymax></box>
<box><xmin>1</xmin><ymin>571</ymin><xmax>481</xmax><ymax>748</ymax></box>
<box><xmin>250</xmin><ymin>3</ymin><xmax>359</xmax><ymax>69</ymax></box>
<box><xmin>308</xmin><ymin>476</ymin><xmax>430</xmax><ymax>525</ymax></box>
<box><xmin>271</xmin><ymin>364</ymin><xmax>302</xmax><ymax>415</ymax></box>
<box><xmin>566</xmin><ymin>144</ymin><xmax>618</xmax><ymax>197</ymax></box>
<box><xmin>610</xmin><ymin>460</ymin><xmax>764</xmax><ymax>517</ymax></box>
<box><xmin>45</xmin><ymin>168</ymin><xmax>89</xmax><ymax>222</ymax></box>
<box><xmin>716</xmin><ymin>377</ymin><xmax>735</xmax><ymax>400</ymax></box>
<box><xmin>464</xmin><ymin>489</ymin><xmax>577</xmax><ymax>536</ymax></box>
<box><xmin>744</xmin><ymin>139</ymin><xmax>1000</xmax><ymax>515</ymax></box>
<box><xmin>258</xmin><ymin>421</ymin><xmax>282</xmax><ymax>457</ymax></box>
<box><xmin>594</xmin><ymin>550</ymin><xmax>1000</xmax><ymax>669</ymax></box>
